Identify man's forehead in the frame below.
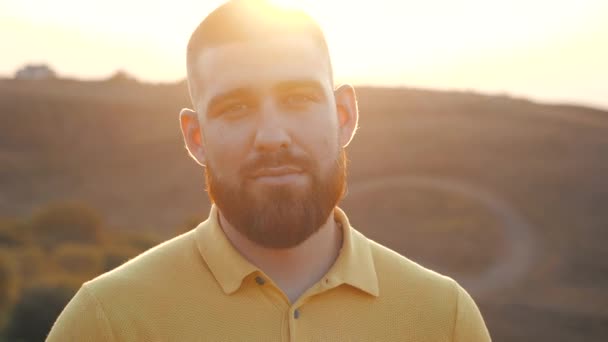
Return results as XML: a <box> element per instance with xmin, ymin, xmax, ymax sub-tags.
<box><xmin>195</xmin><ymin>36</ymin><xmax>332</xmax><ymax>104</ymax></box>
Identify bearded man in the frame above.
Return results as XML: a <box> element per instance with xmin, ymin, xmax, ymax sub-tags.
<box><xmin>48</xmin><ymin>1</ymin><xmax>490</xmax><ymax>340</ymax></box>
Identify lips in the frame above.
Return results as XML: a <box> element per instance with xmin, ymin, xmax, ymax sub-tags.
<box><xmin>251</xmin><ymin>165</ymin><xmax>303</xmax><ymax>178</ymax></box>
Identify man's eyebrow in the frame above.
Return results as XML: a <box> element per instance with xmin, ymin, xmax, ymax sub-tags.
<box><xmin>273</xmin><ymin>80</ymin><xmax>325</xmax><ymax>93</ymax></box>
<box><xmin>206</xmin><ymin>87</ymin><xmax>255</xmax><ymax>110</ymax></box>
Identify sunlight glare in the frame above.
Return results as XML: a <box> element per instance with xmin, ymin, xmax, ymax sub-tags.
<box><xmin>2</xmin><ymin>0</ymin><xmax>607</xmax><ymax>107</ymax></box>
<box><xmin>267</xmin><ymin>0</ymin><xmax>302</xmax><ymax>9</ymax></box>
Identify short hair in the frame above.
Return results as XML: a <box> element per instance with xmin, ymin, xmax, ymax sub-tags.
<box><xmin>186</xmin><ymin>0</ymin><xmax>333</xmax><ymax>107</ymax></box>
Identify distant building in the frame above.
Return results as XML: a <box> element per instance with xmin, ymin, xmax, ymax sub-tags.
<box><xmin>14</xmin><ymin>64</ymin><xmax>57</xmax><ymax>80</ymax></box>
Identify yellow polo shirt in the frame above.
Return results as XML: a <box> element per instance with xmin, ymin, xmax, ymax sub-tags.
<box><xmin>47</xmin><ymin>205</ymin><xmax>490</xmax><ymax>341</ymax></box>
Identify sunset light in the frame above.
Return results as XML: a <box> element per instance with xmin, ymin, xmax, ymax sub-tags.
<box><xmin>2</xmin><ymin>1</ymin><xmax>607</xmax><ymax>340</ymax></box>
<box><xmin>1</xmin><ymin>0</ymin><xmax>607</xmax><ymax>107</ymax></box>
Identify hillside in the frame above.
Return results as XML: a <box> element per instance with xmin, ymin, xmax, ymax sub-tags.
<box><xmin>1</xmin><ymin>78</ymin><xmax>607</xmax><ymax>340</ymax></box>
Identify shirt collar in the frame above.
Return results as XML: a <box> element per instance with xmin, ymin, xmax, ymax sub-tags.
<box><xmin>194</xmin><ymin>205</ymin><xmax>379</xmax><ymax>297</ymax></box>
<box><xmin>328</xmin><ymin>207</ymin><xmax>380</xmax><ymax>297</ymax></box>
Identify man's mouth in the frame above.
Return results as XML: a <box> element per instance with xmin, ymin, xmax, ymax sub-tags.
<box><xmin>250</xmin><ymin>165</ymin><xmax>306</xmax><ymax>185</ymax></box>
<box><xmin>251</xmin><ymin>165</ymin><xmax>303</xmax><ymax>177</ymax></box>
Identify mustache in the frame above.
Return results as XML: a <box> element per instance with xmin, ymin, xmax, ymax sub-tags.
<box><xmin>240</xmin><ymin>150</ymin><xmax>314</xmax><ymax>177</ymax></box>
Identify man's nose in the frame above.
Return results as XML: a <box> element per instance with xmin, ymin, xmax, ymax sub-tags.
<box><xmin>253</xmin><ymin>103</ymin><xmax>291</xmax><ymax>152</ymax></box>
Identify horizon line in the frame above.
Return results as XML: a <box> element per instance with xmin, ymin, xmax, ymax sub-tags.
<box><xmin>1</xmin><ymin>72</ymin><xmax>607</xmax><ymax>113</ymax></box>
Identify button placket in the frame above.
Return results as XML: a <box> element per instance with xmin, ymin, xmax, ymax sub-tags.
<box><xmin>288</xmin><ymin>307</ymin><xmax>300</xmax><ymax>342</ymax></box>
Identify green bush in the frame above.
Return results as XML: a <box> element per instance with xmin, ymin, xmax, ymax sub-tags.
<box><xmin>3</xmin><ymin>282</ymin><xmax>77</xmax><ymax>342</ymax></box>
<box><xmin>0</xmin><ymin>252</ymin><xmax>19</xmax><ymax>330</ymax></box>
<box><xmin>29</xmin><ymin>202</ymin><xmax>102</xmax><ymax>250</ymax></box>
<box><xmin>52</xmin><ymin>243</ymin><xmax>103</xmax><ymax>279</ymax></box>
<box><xmin>0</xmin><ymin>218</ymin><xmax>29</xmax><ymax>248</ymax></box>
<box><xmin>13</xmin><ymin>247</ymin><xmax>47</xmax><ymax>284</ymax></box>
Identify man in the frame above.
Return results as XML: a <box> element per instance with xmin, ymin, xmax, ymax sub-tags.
<box><xmin>48</xmin><ymin>1</ymin><xmax>491</xmax><ymax>340</ymax></box>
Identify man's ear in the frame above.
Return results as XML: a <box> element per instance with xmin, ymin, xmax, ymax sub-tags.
<box><xmin>334</xmin><ymin>84</ymin><xmax>359</xmax><ymax>147</ymax></box>
<box><xmin>179</xmin><ymin>108</ymin><xmax>206</xmax><ymax>166</ymax></box>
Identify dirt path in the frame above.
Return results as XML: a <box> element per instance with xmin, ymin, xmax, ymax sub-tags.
<box><xmin>347</xmin><ymin>175</ymin><xmax>537</xmax><ymax>297</ymax></box>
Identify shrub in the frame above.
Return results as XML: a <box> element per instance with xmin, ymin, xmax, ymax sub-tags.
<box><xmin>13</xmin><ymin>246</ymin><xmax>47</xmax><ymax>284</ymax></box>
<box><xmin>29</xmin><ymin>202</ymin><xmax>102</xmax><ymax>250</ymax></box>
<box><xmin>0</xmin><ymin>218</ymin><xmax>29</xmax><ymax>248</ymax></box>
<box><xmin>52</xmin><ymin>243</ymin><xmax>103</xmax><ymax>279</ymax></box>
<box><xmin>0</xmin><ymin>252</ymin><xmax>19</xmax><ymax>329</ymax></box>
<box><xmin>3</xmin><ymin>282</ymin><xmax>77</xmax><ymax>342</ymax></box>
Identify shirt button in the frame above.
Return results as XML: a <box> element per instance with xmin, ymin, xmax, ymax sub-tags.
<box><xmin>255</xmin><ymin>276</ymin><xmax>265</xmax><ymax>285</ymax></box>
<box><xmin>294</xmin><ymin>309</ymin><xmax>300</xmax><ymax>319</ymax></box>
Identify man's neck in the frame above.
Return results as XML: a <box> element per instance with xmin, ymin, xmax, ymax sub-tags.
<box><xmin>217</xmin><ymin>209</ymin><xmax>343</xmax><ymax>304</ymax></box>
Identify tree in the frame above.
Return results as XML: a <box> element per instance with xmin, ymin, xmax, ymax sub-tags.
<box><xmin>106</xmin><ymin>69</ymin><xmax>137</xmax><ymax>83</ymax></box>
<box><xmin>14</xmin><ymin>64</ymin><xmax>57</xmax><ymax>80</ymax></box>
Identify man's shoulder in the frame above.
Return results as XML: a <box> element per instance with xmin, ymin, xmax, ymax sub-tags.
<box><xmin>47</xmin><ymin>225</ymin><xmax>215</xmax><ymax>341</ymax></box>
<box><xmin>364</xmin><ymin>233</ymin><xmax>459</xmax><ymax>296</ymax></box>
<box><xmin>83</xmin><ymin>226</ymin><xmax>204</xmax><ymax>297</ymax></box>
<box><xmin>362</xmin><ymin>234</ymin><xmax>490</xmax><ymax>341</ymax></box>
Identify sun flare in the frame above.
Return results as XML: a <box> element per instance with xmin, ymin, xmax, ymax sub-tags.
<box><xmin>1</xmin><ymin>0</ymin><xmax>607</xmax><ymax>107</ymax></box>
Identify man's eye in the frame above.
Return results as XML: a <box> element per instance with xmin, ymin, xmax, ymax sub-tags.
<box><xmin>284</xmin><ymin>93</ymin><xmax>315</xmax><ymax>106</ymax></box>
<box><xmin>219</xmin><ymin>103</ymin><xmax>250</xmax><ymax>116</ymax></box>
<box><xmin>227</xmin><ymin>103</ymin><xmax>248</xmax><ymax>112</ymax></box>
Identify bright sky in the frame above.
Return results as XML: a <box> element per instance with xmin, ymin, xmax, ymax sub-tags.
<box><xmin>1</xmin><ymin>0</ymin><xmax>607</xmax><ymax>109</ymax></box>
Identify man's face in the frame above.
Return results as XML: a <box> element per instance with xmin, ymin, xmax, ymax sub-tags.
<box><xmin>188</xmin><ymin>35</ymin><xmax>351</xmax><ymax>248</ymax></box>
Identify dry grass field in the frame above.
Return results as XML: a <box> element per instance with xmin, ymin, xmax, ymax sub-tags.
<box><xmin>1</xmin><ymin>78</ymin><xmax>607</xmax><ymax>340</ymax></box>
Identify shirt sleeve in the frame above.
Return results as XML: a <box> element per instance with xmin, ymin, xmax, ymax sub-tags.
<box><xmin>452</xmin><ymin>284</ymin><xmax>491</xmax><ymax>342</ymax></box>
<box><xmin>46</xmin><ymin>284</ymin><xmax>115</xmax><ymax>342</ymax></box>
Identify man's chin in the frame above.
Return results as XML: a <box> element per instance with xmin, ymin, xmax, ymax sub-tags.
<box><xmin>246</xmin><ymin>183</ymin><xmax>310</xmax><ymax>205</ymax></box>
